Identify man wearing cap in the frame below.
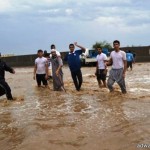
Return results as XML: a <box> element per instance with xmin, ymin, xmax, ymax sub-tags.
<box><xmin>0</xmin><ymin>53</ymin><xmax>15</xmax><ymax>100</ymax></box>
<box><xmin>50</xmin><ymin>44</ymin><xmax>61</xmax><ymax>57</ymax></box>
<box><xmin>50</xmin><ymin>49</ymin><xmax>64</xmax><ymax>91</ymax></box>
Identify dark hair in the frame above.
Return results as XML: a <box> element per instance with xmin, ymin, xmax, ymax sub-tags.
<box><xmin>69</xmin><ymin>44</ymin><xmax>74</xmax><ymax>48</ymax></box>
<box><xmin>51</xmin><ymin>44</ymin><xmax>55</xmax><ymax>49</ymax></box>
<box><xmin>113</xmin><ymin>40</ymin><xmax>120</xmax><ymax>45</ymax></box>
<box><xmin>44</xmin><ymin>50</ymin><xmax>48</xmax><ymax>57</ymax></box>
<box><xmin>44</xmin><ymin>50</ymin><xmax>47</xmax><ymax>54</ymax></box>
<box><xmin>37</xmin><ymin>49</ymin><xmax>43</xmax><ymax>53</ymax></box>
<box><xmin>97</xmin><ymin>46</ymin><xmax>102</xmax><ymax>49</ymax></box>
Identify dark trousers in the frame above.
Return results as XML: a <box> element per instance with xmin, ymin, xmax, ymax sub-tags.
<box><xmin>36</xmin><ymin>74</ymin><xmax>48</xmax><ymax>86</ymax></box>
<box><xmin>0</xmin><ymin>79</ymin><xmax>13</xmax><ymax>100</ymax></box>
<box><xmin>71</xmin><ymin>69</ymin><xmax>83</xmax><ymax>91</ymax></box>
<box><xmin>127</xmin><ymin>61</ymin><xmax>133</xmax><ymax>69</ymax></box>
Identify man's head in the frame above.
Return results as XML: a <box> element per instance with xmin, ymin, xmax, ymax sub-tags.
<box><xmin>113</xmin><ymin>40</ymin><xmax>120</xmax><ymax>51</ymax></box>
<box><xmin>51</xmin><ymin>49</ymin><xmax>57</xmax><ymax>57</ymax></box>
<box><xmin>37</xmin><ymin>49</ymin><xmax>43</xmax><ymax>57</ymax></box>
<box><xmin>69</xmin><ymin>44</ymin><xmax>75</xmax><ymax>53</ymax></box>
<box><xmin>128</xmin><ymin>50</ymin><xmax>131</xmax><ymax>53</ymax></box>
<box><xmin>97</xmin><ymin>46</ymin><xmax>102</xmax><ymax>54</ymax></box>
<box><xmin>51</xmin><ymin>44</ymin><xmax>56</xmax><ymax>50</ymax></box>
<box><xmin>44</xmin><ymin>50</ymin><xmax>49</xmax><ymax>57</ymax></box>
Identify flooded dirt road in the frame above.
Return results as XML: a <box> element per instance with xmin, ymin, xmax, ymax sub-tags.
<box><xmin>0</xmin><ymin>63</ymin><xmax>150</xmax><ymax>150</ymax></box>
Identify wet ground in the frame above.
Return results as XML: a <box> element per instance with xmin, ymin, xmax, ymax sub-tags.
<box><xmin>0</xmin><ymin>63</ymin><xmax>150</xmax><ymax>150</ymax></box>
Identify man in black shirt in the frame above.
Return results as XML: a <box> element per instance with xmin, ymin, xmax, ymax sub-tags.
<box><xmin>0</xmin><ymin>53</ymin><xmax>15</xmax><ymax>100</ymax></box>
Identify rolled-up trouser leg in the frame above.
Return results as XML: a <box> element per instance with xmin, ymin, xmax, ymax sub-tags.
<box><xmin>114</xmin><ymin>68</ymin><xmax>126</xmax><ymax>93</ymax></box>
<box><xmin>117</xmin><ymin>77</ymin><xmax>126</xmax><ymax>93</ymax></box>
<box><xmin>0</xmin><ymin>80</ymin><xmax>13</xmax><ymax>100</ymax></box>
<box><xmin>107</xmin><ymin>70</ymin><xmax>115</xmax><ymax>92</ymax></box>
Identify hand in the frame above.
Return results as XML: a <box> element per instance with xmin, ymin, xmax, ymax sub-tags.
<box><xmin>123</xmin><ymin>73</ymin><xmax>125</xmax><ymax>78</ymax></box>
<box><xmin>105</xmin><ymin>62</ymin><xmax>110</xmax><ymax>66</ymax></box>
<box><xmin>56</xmin><ymin>70</ymin><xmax>59</xmax><ymax>76</ymax></box>
<box><xmin>74</xmin><ymin>42</ymin><xmax>77</xmax><ymax>46</ymax></box>
<box><xmin>45</xmin><ymin>74</ymin><xmax>48</xmax><ymax>80</ymax></box>
<box><xmin>33</xmin><ymin>75</ymin><xmax>35</xmax><ymax>80</ymax></box>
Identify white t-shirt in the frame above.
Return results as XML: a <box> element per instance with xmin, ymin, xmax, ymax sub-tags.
<box><xmin>56</xmin><ymin>51</ymin><xmax>61</xmax><ymax>56</ymax></box>
<box><xmin>96</xmin><ymin>53</ymin><xmax>107</xmax><ymax>69</ymax></box>
<box><xmin>110</xmin><ymin>50</ymin><xmax>126</xmax><ymax>69</ymax></box>
<box><xmin>35</xmin><ymin>57</ymin><xmax>47</xmax><ymax>74</ymax></box>
<box><xmin>50</xmin><ymin>50</ymin><xmax>61</xmax><ymax>58</ymax></box>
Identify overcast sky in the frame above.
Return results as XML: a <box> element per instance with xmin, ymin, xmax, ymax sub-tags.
<box><xmin>0</xmin><ymin>0</ymin><xmax>150</xmax><ymax>55</ymax></box>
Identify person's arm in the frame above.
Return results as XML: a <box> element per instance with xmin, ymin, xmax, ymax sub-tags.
<box><xmin>106</xmin><ymin>57</ymin><xmax>113</xmax><ymax>66</ymax></box>
<box><xmin>106</xmin><ymin>52</ymin><xmax>113</xmax><ymax>66</ymax></box>
<box><xmin>104</xmin><ymin>54</ymin><xmax>108</xmax><ymax>69</ymax></box>
<box><xmin>56</xmin><ymin>57</ymin><xmax>63</xmax><ymax>76</ymax></box>
<box><xmin>95</xmin><ymin>61</ymin><xmax>98</xmax><ymax>76</ymax></box>
<box><xmin>132</xmin><ymin>54</ymin><xmax>135</xmax><ymax>63</ymax></box>
<box><xmin>45</xmin><ymin>60</ymin><xmax>48</xmax><ymax>79</ymax></box>
<box><xmin>33</xmin><ymin>64</ymin><xmax>37</xmax><ymax>80</ymax></box>
<box><xmin>123</xmin><ymin>60</ymin><xmax>127</xmax><ymax>77</ymax></box>
<box><xmin>95</xmin><ymin>55</ymin><xmax>98</xmax><ymax>75</ymax></box>
<box><xmin>4</xmin><ymin>62</ymin><xmax>15</xmax><ymax>74</ymax></box>
<box><xmin>74</xmin><ymin>42</ymin><xmax>86</xmax><ymax>53</ymax></box>
<box><xmin>122</xmin><ymin>52</ymin><xmax>127</xmax><ymax>78</ymax></box>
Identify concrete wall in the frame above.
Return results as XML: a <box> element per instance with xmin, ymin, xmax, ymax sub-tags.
<box><xmin>121</xmin><ymin>46</ymin><xmax>150</xmax><ymax>62</ymax></box>
<box><xmin>110</xmin><ymin>46</ymin><xmax>150</xmax><ymax>62</ymax></box>
<box><xmin>2</xmin><ymin>46</ymin><xmax>150</xmax><ymax>67</ymax></box>
<box><xmin>2</xmin><ymin>54</ymin><xmax>37</xmax><ymax>67</ymax></box>
<box><xmin>2</xmin><ymin>52</ymin><xmax>68</xmax><ymax>67</ymax></box>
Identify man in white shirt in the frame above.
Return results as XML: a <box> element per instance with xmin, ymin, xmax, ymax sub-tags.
<box><xmin>33</xmin><ymin>49</ymin><xmax>48</xmax><ymax>87</ymax></box>
<box><xmin>106</xmin><ymin>40</ymin><xmax>127</xmax><ymax>94</ymax></box>
<box><xmin>95</xmin><ymin>47</ymin><xmax>108</xmax><ymax>88</ymax></box>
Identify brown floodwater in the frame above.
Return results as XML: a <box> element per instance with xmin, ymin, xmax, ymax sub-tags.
<box><xmin>0</xmin><ymin>63</ymin><xmax>150</xmax><ymax>150</ymax></box>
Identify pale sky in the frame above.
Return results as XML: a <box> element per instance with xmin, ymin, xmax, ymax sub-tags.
<box><xmin>0</xmin><ymin>0</ymin><xmax>150</xmax><ymax>55</ymax></box>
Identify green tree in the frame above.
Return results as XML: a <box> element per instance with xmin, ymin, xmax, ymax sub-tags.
<box><xmin>92</xmin><ymin>41</ymin><xmax>112</xmax><ymax>50</ymax></box>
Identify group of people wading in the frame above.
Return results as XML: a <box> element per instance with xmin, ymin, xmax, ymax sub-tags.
<box><xmin>0</xmin><ymin>40</ymin><xmax>129</xmax><ymax>100</ymax></box>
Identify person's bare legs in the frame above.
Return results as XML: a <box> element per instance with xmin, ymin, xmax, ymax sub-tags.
<box><xmin>98</xmin><ymin>80</ymin><xmax>102</xmax><ymax>88</ymax></box>
<box><xmin>102</xmin><ymin>80</ymin><xmax>107</xmax><ymax>88</ymax></box>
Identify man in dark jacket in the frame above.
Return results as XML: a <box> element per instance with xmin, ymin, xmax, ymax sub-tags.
<box><xmin>64</xmin><ymin>42</ymin><xmax>86</xmax><ymax>91</ymax></box>
<box><xmin>0</xmin><ymin>53</ymin><xmax>15</xmax><ymax>100</ymax></box>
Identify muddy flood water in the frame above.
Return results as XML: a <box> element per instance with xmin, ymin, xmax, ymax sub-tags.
<box><xmin>0</xmin><ymin>63</ymin><xmax>150</xmax><ymax>150</ymax></box>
